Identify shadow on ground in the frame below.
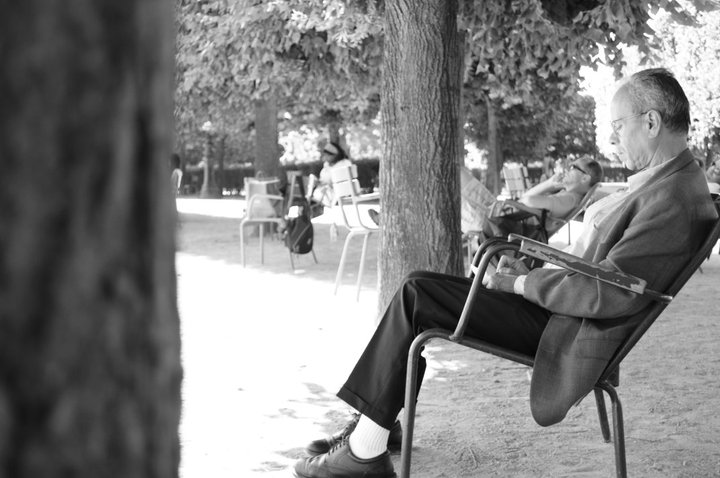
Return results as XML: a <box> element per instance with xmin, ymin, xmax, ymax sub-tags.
<box><xmin>177</xmin><ymin>198</ymin><xmax>720</xmax><ymax>478</ymax></box>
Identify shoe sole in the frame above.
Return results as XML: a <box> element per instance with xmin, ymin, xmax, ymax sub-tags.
<box><xmin>294</xmin><ymin>469</ymin><xmax>397</xmax><ymax>478</ymax></box>
<box><xmin>305</xmin><ymin>445</ymin><xmax>402</xmax><ymax>457</ymax></box>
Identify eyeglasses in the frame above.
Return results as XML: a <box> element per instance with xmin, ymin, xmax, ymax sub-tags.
<box><xmin>610</xmin><ymin>112</ymin><xmax>648</xmax><ymax>135</ymax></box>
<box><xmin>570</xmin><ymin>164</ymin><xmax>589</xmax><ymax>175</ymax></box>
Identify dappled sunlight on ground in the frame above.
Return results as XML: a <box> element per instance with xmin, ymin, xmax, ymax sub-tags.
<box><xmin>175</xmin><ymin>201</ymin><xmax>381</xmax><ymax>477</ymax></box>
<box><xmin>176</xmin><ymin>197</ymin><xmax>720</xmax><ymax>477</ymax></box>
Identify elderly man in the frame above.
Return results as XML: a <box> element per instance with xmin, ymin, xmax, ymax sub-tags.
<box><xmin>293</xmin><ymin>68</ymin><xmax>717</xmax><ymax>478</ymax></box>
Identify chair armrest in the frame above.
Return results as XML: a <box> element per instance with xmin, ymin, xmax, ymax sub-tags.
<box><xmin>508</xmin><ymin>234</ymin><xmax>673</xmax><ymax>303</ymax></box>
<box><xmin>451</xmin><ymin>239</ymin><xmax>521</xmax><ymax>341</ymax></box>
<box><xmin>246</xmin><ymin>194</ymin><xmax>284</xmax><ymax>217</ymax></box>
<box><xmin>248</xmin><ymin>193</ymin><xmax>284</xmax><ymax>206</ymax></box>
<box><xmin>498</xmin><ymin>200</ymin><xmax>544</xmax><ymax>217</ymax></box>
<box><xmin>355</xmin><ymin>191</ymin><xmax>381</xmax><ymax>202</ymax></box>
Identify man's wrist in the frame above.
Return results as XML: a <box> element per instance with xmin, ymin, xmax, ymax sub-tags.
<box><xmin>513</xmin><ymin>275</ymin><xmax>527</xmax><ymax>295</ymax></box>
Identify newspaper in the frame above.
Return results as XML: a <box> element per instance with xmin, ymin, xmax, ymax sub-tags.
<box><xmin>460</xmin><ymin>167</ymin><xmax>496</xmax><ymax>233</ymax></box>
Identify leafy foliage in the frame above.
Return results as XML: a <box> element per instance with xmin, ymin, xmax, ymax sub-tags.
<box><xmin>465</xmin><ymin>90</ymin><xmax>598</xmax><ymax>164</ymax></box>
<box><xmin>649</xmin><ymin>6</ymin><xmax>720</xmax><ymax>163</ymax></box>
<box><xmin>174</xmin><ymin>0</ymin><xmax>383</xmax><ymax>164</ymax></box>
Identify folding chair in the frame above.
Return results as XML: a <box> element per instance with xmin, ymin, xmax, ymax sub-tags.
<box><xmin>400</xmin><ymin>200</ymin><xmax>720</xmax><ymax>478</ymax></box>
<box><xmin>330</xmin><ymin>164</ymin><xmax>380</xmax><ymax>301</ymax></box>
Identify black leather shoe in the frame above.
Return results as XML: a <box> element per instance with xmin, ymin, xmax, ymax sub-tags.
<box><xmin>305</xmin><ymin>415</ymin><xmax>403</xmax><ymax>456</ymax></box>
<box><xmin>294</xmin><ymin>438</ymin><xmax>396</xmax><ymax>478</ymax></box>
<box><xmin>305</xmin><ymin>414</ymin><xmax>360</xmax><ymax>456</ymax></box>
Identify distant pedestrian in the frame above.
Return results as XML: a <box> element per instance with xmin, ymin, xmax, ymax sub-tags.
<box><xmin>170</xmin><ymin>153</ymin><xmax>183</xmax><ymax>197</ymax></box>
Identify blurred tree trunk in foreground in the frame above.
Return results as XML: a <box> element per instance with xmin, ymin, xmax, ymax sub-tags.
<box><xmin>379</xmin><ymin>0</ymin><xmax>463</xmax><ymax>314</ymax></box>
<box><xmin>0</xmin><ymin>1</ymin><xmax>182</xmax><ymax>477</ymax></box>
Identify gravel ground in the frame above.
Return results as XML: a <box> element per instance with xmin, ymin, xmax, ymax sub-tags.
<box><xmin>176</xmin><ymin>198</ymin><xmax>720</xmax><ymax>478</ymax></box>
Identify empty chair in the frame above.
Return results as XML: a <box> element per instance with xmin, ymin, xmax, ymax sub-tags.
<box><xmin>239</xmin><ymin>176</ymin><xmax>284</xmax><ymax>266</ymax></box>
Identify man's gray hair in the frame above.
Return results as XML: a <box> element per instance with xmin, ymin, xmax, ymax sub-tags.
<box><xmin>622</xmin><ymin>68</ymin><xmax>690</xmax><ymax>134</ymax></box>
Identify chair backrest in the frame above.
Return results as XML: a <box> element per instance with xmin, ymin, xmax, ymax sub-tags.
<box><xmin>330</xmin><ymin>164</ymin><xmax>362</xmax><ymax>199</ymax></box>
<box><xmin>543</xmin><ymin>183</ymin><xmax>602</xmax><ymax>239</ymax></box>
<box><xmin>598</xmin><ymin>198</ymin><xmax>720</xmax><ymax>383</ymax></box>
<box><xmin>502</xmin><ymin>164</ymin><xmax>529</xmax><ymax>199</ymax></box>
<box><xmin>330</xmin><ymin>164</ymin><xmax>378</xmax><ymax>231</ymax></box>
<box><xmin>243</xmin><ymin>176</ymin><xmax>281</xmax><ymax>218</ymax></box>
<box><xmin>286</xmin><ymin>170</ymin><xmax>311</xmax><ymax>202</ymax></box>
<box><xmin>564</xmin><ymin>183</ymin><xmax>600</xmax><ymax>221</ymax></box>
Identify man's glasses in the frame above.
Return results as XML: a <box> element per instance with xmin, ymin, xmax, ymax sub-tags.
<box><xmin>610</xmin><ymin>111</ymin><xmax>647</xmax><ymax>135</ymax></box>
<box><xmin>570</xmin><ymin>164</ymin><xmax>589</xmax><ymax>175</ymax></box>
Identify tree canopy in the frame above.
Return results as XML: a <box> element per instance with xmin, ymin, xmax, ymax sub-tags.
<box><xmin>175</xmin><ymin>0</ymin><xmax>382</xmax><ymax>163</ymax></box>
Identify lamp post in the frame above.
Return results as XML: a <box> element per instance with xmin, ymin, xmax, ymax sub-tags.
<box><xmin>200</xmin><ymin>121</ymin><xmax>220</xmax><ymax>198</ymax></box>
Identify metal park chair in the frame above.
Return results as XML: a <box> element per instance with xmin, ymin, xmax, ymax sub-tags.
<box><xmin>239</xmin><ymin>176</ymin><xmax>284</xmax><ymax>266</ymax></box>
<box><xmin>400</xmin><ymin>199</ymin><xmax>720</xmax><ymax>478</ymax></box>
<box><xmin>330</xmin><ymin>164</ymin><xmax>380</xmax><ymax>301</ymax></box>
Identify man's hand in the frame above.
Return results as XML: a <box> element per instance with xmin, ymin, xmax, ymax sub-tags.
<box><xmin>486</xmin><ymin>271</ymin><xmax>519</xmax><ymax>293</ymax></box>
<box><xmin>484</xmin><ymin>256</ymin><xmax>530</xmax><ymax>294</ymax></box>
<box><xmin>497</xmin><ymin>255</ymin><xmax>530</xmax><ymax>275</ymax></box>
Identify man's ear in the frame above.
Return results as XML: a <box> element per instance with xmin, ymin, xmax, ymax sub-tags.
<box><xmin>646</xmin><ymin>109</ymin><xmax>662</xmax><ymax>138</ymax></box>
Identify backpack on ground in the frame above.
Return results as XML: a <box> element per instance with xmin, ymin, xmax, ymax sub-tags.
<box><xmin>284</xmin><ymin>207</ymin><xmax>314</xmax><ymax>254</ymax></box>
<box><xmin>283</xmin><ymin>173</ymin><xmax>315</xmax><ymax>255</ymax></box>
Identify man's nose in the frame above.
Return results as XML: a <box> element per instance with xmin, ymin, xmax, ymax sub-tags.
<box><xmin>609</xmin><ymin>130</ymin><xmax>619</xmax><ymax>145</ymax></box>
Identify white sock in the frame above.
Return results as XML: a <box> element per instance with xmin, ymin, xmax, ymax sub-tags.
<box><xmin>348</xmin><ymin>415</ymin><xmax>390</xmax><ymax>459</ymax></box>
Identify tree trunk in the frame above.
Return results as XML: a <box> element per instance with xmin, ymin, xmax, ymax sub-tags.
<box><xmin>379</xmin><ymin>0</ymin><xmax>463</xmax><ymax>315</ymax></box>
<box><xmin>254</xmin><ymin>96</ymin><xmax>280</xmax><ymax>179</ymax></box>
<box><xmin>0</xmin><ymin>1</ymin><xmax>181</xmax><ymax>477</ymax></box>
<box><xmin>486</xmin><ymin>98</ymin><xmax>503</xmax><ymax>195</ymax></box>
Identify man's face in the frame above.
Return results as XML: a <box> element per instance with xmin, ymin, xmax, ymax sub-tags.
<box><xmin>609</xmin><ymin>89</ymin><xmax>653</xmax><ymax>171</ymax></box>
<box><xmin>561</xmin><ymin>164</ymin><xmax>588</xmax><ymax>191</ymax></box>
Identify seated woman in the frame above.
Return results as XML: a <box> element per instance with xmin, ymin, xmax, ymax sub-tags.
<box><xmin>307</xmin><ymin>141</ymin><xmax>352</xmax><ymax>207</ymax></box>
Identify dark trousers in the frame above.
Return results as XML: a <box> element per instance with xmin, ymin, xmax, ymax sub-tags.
<box><xmin>337</xmin><ymin>270</ymin><xmax>552</xmax><ymax>429</ymax></box>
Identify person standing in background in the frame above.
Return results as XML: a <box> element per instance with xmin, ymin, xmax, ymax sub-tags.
<box><xmin>170</xmin><ymin>153</ymin><xmax>183</xmax><ymax>197</ymax></box>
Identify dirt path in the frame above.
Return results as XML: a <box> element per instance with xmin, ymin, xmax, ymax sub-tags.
<box><xmin>176</xmin><ymin>199</ymin><xmax>720</xmax><ymax>478</ymax></box>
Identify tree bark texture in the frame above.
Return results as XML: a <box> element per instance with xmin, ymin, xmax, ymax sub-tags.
<box><xmin>0</xmin><ymin>1</ymin><xmax>181</xmax><ymax>477</ymax></box>
<box><xmin>253</xmin><ymin>96</ymin><xmax>281</xmax><ymax>179</ymax></box>
<box><xmin>379</xmin><ymin>0</ymin><xmax>463</xmax><ymax>314</ymax></box>
<box><xmin>486</xmin><ymin>97</ymin><xmax>503</xmax><ymax>195</ymax></box>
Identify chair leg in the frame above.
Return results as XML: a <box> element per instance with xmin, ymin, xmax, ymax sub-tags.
<box><xmin>259</xmin><ymin>224</ymin><xmax>265</xmax><ymax>264</ymax></box>
<box><xmin>598</xmin><ymin>382</ymin><xmax>627</xmax><ymax>478</ymax></box>
<box><xmin>240</xmin><ymin>222</ymin><xmax>247</xmax><ymax>267</ymax></box>
<box><xmin>400</xmin><ymin>331</ymin><xmax>439</xmax><ymax>478</ymax></box>
<box><xmin>334</xmin><ymin>231</ymin><xmax>356</xmax><ymax>295</ymax></box>
<box><xmin>355</xmin><ymin>232</ymin><xmax>371</xmax><ymax>301</ymax></box>
<box><xmin>594</xmin><ymin>388</ymin><xmax>611</xmax><ymax>442</ymax></box>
